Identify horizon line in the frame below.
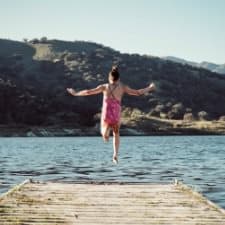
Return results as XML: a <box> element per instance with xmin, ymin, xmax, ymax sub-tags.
<box><xmin>1</xmin><ymin>36</ymin><xmax>224</xmax><ymax>65</ymax></box>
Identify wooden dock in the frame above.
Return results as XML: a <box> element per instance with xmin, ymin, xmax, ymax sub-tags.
<box><xmin>0</xmin><ymin>180</ymin><xmax>225</xmax><ymax>225</ymax></box>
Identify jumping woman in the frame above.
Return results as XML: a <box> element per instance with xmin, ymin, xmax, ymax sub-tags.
<box><xmin>67</xmin><ymin>66</ymin><xmax>155</xmax><ymax>164</ymax></box>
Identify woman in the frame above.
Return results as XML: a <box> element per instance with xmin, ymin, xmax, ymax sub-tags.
<box><xmin>67</xmin><ymin>66</ymin><xmax>155</xmax><ymax>164</ymax></box>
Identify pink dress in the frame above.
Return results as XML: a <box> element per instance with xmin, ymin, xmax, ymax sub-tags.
<box><xmin>101</xmin><ymin>97</ymin><xmax>121</xmax><ymax>126</ymax></box>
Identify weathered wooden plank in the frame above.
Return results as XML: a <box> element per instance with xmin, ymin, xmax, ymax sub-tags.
<box><xmin>0</xmin><ymin>180</ymin><xmax>224</xmax><ymax>225</ymax></box>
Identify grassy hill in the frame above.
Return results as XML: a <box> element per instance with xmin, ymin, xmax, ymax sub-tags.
<box><xmin>1</xmin><ymin>38</ymin><xmax>225</xmax><ymax>136</ymax></box>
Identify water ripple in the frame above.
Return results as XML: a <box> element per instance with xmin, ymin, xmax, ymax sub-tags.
<box><xmin>0</xmin><ymin>136</ymin><xmax>224</xmax><ymax>209</ymax></box>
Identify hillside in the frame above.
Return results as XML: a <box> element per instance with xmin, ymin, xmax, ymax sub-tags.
<box><xmin>1</xmin><ymin>38</ymin><xmax>225</xmax><ymax>136</ymax></box>
<box><xmin>163</xmin><ymin>56</ymin><xmax>225</xmax><ymax>75</ymax></box>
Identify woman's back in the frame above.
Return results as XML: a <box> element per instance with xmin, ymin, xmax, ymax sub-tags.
<box><xmin>103</xmin><ymin>82</ymin><xmax>124</xmax><ymax>102</ymax></box>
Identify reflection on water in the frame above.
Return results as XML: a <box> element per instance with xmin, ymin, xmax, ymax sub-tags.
<box><xmin>0</xmin><ymin>136</ymin><xmax>225</xmax><ymax>209</ymax></box>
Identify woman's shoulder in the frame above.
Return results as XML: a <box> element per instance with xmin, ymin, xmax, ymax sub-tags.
<box><xmin>102</xmin><ymin>83</ymin><xmax>108</xmax><ymax>87</ymax></box>
<box><xmin>119</xmin><ymin>82</ymin><xmax>127</xmax><ymax>90</ymax></box>
<box><xmin>99</xmin><ymin>83</ymin><xmax>108</xmax><ymax>90</ymax></box>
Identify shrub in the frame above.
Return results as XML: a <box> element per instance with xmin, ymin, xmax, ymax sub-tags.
<box><xmin>167</xmin><ymin>103</ymin><xmax>185</xmax><ymax>120</ymax></box>
<box><xmin>40</xmin><ymin>37</ymin><xmax>48</xmax><ymax>43</ymax></box>
<box><xmin>29</xmin><ymin>38</ymin><xmax>39</xmax><ymax>44</ymax></box>
<box><xmin>198</xmin><ymin>111</ymin><xmax>209</xmax><ymax>121</ymax></box>
<box><xmin>183</xmin><ymin>113</ymin><xmax>195</xmax><ymax>121</ymax></box>
<box><xmin>219</xmin><ymin>116</ymin><xmax>225</xmax><ymax>121</ymax></box>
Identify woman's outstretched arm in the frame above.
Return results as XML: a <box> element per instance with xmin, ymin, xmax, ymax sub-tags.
<box><xmin>124</xmin><ymin>83</ymin><xmax>155</xmax><ymax>96</ymax></box>
<box><xmin>67</xmin><ymin>84</ymin><xmax>105</xmax><ymax>96</ymax></box>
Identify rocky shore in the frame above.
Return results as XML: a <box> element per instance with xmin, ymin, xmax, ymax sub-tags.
<box><xmin>1</xmin><ymin>118</ymin><xmax>225</xmax><ymax>137</ymax></box>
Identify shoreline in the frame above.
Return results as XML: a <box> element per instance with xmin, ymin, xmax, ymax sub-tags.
<box><xmin>0</xmin><ymin>121</ymin><xmax>225</xmax><ymax>137</ymax></box>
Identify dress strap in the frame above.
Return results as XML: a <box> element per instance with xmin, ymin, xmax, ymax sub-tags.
<box><xmin>108</xmin><ymin>83</ymin><xmax>119</xmax><ymax>99</ymax></box>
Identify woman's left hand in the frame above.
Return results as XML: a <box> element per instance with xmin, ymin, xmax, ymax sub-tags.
<box><xmin>66</xmin><ymin>88</ymin><xmax>76</xmax><ymax>96</ymax></box>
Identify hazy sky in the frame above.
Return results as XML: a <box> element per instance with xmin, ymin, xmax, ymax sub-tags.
<box><xmin>1</xmin><ymin>0</ymin><xmax>225</xmax><ymax>64</ymax></box>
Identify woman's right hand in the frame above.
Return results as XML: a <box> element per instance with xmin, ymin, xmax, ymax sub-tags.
<box><xmin>149</xmin><ymin>83</ymin><xmax>155</xmax><ymax>92</ymax></box>
<box><xmin>66</xmin><ymin>88</ymin><xmax>76</xmax><ymax>96</ymax></box>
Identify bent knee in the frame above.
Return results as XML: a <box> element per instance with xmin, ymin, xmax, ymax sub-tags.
<box><xmin>113</xmin><ymin>132</ymin><xmax>120</xmax><ymax>137</ymax></box>
<box><xmin>102</xmin><ymin>133</ymin><xmax>109</xmax><ymax>139</ymax></box>
<box><xmin>101</xmin><ymin>127</ymin><xmax>110</xmax><ymax>137</ymax></box>
<box><xmin>112</xmin><ymin>126</ymin><xmax>120</xmax><ymax>135</ymax></box>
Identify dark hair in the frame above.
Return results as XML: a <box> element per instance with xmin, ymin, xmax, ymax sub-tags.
<box><xmin>109</xmin><ymin>65</ymin><xmax>120</xmax><ymax>81</ymax></box>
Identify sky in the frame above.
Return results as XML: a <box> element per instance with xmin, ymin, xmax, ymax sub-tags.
<box><xmin>0</xmin><ymin>0</ymin><xmax>225</xmax><ymax>64</ymax></box>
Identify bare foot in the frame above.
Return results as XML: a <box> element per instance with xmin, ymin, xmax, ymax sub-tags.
<box><xmin>113</xmin><ymin>155</ymin><xmax>118</xmax><ymax>164</ymax></box>
<box><xmin>103</xmin><ymin>135</ymin><xmax>109</xmax><ymax>143</ymax></box>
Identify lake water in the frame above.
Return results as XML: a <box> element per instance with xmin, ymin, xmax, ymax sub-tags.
<box><xmin>0</xmin><ymin>136</ymin><xmax>225</xmax><ymax>209</ymax></box>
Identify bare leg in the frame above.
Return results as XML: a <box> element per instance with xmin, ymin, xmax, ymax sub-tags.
<box><xmin>112</xmin><ymin>124</ymin><xmax>120</xmax><ymax>164</ymax></box>
<box><xmin>101</xmin><ymin>121</ymin><xmax>110</xmax><ymax>142</ymax></box>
